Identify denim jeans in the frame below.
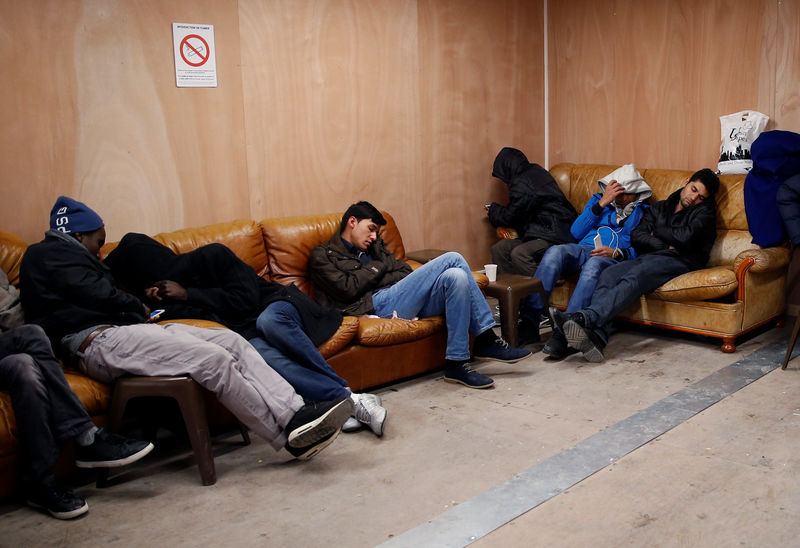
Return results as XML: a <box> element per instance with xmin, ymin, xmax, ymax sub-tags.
<box><xmin>371</xmin><ymin>252</ymin><xmax>495</xmax><ymax>361</ymax></box>
<box><xmin>520</xmin><ymin>244</ymin><xmax>616</xmax><ymax>322</ymax></box>
<box><xmin>0</xmin><ymin>325</ymin><xmax>93</xmax><ymax>488</ymax></box>
<box><xmin>580</xmin><ymin>253</ymin><xmax>691</xmax><ymax>340</ymax></box>
<box><xmin>252</xmin><ymin>301</ymin><xmax>349</xmax><ymax>403</ymax></box>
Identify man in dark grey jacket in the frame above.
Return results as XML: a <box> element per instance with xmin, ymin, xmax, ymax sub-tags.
<box><xmin>310</xmin><ymin>201</ymin><xmax>531</xmax><ymax>390</ymax></box>
<box><xmin>487</xmin><ymin>147</ymin><xmax>577</xmax><ymax>275</ymax></box>
<box><xmin>554</xmin><ymin>169</ymin><xmax>720</xmax><ymax>362</ymax></box>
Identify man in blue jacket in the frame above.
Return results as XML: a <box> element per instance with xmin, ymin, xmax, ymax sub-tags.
<box><xmin>517</xmin><ymin>165</ymin><xmax>652</xmax><ymax>357</ymax></box>
<box><xmin>555</xmin><ymin>169</ymin><xmax>720</xmax><ymax>362</ymax></box>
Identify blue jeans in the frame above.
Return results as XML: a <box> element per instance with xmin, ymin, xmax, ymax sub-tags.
<box><xmin>521</xmin><ymin>244</ymin><xmax>617</xmax><ymax>322</ymax></box>
<box><xmin>251</xmin><ymin>301</ymin><xmax>349</xmax><ymax>403</ymax></box>
<box><xmin>580</xmin><ymin>253</ymin><xmax>691</xmax><ymax>340</ymax></box>
<box><xmin>371</xmin><ymin>252</ymin><xmax>495</xmax><ymax>361</ymax></box>
<box><xmin>0</xmin><ymin>325</ymin><xmax>93</xmax><ymax>489</ymax></box>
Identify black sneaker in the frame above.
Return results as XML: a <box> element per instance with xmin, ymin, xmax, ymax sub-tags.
<box><xmin>517</xmin><ymin>317</ymin><xmax>540</xmax><ymax>346</ymax></box>
<box><xmin>444</xmin><ymin>363</ymin><xmax>494</xmax><ymax>389</ymax></box>
<box><xmin>75</xmin><ymin>428</ymin><xmax>154</xmax><ymax>468</ymax></box>
<box><xmin>542</xmin><ymin>330</ymin><xmax>570</xmax><ymax>360</ymax></box>
<box><xmin>550</xmin><ymin>307</ymin><xmax>569</xmax><ymax>334</ymax></box>
<box><xmin>285</xmin><ymin>430</ymin><xmax>340</xmax><ymax>461</ymax></box>
<box><xmin>26</xmin><ymin>485</ymin><xmax>88</xmax><ymax>520</ymax></box>
<box><xmin>562</xmin><ymin>314</ymin><xmax>606</xmax><ymax>363</ymax></box>
<box><xmin>285</xmin><ymin>396</ymin><xmax>353</xmax><ymax>448</ymax></box>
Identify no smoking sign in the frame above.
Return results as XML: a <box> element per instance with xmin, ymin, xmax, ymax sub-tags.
<box><xmin>173</xmin><ymin>23</ymin><xmax>217</xmax><ymax>87</ymax></box>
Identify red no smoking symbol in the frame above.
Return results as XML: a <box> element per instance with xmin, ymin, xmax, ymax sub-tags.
<box><xmin>180</xmin><ymin>34</ymin><xmax>210</xmax><ymax>67</ymax></box>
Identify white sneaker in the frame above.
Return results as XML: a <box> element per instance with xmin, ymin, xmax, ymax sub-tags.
<box><xmin>351</xmin><ymin>393</ymin><xmax>387</xmax><ymax>437</ymax></box>
<box><xmin>342</xmin><ymin>417</ymin><xmax>362</xmax><ymax>432</ymax></box>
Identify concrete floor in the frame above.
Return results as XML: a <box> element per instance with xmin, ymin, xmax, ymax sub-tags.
<box><xmin>1</xmin><ymin>322</ymin><xmax>799</xmax><ymax>547</ymax></box>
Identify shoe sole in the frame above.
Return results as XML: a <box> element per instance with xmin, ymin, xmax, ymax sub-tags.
<box><xmin>562</xmin><ymin>320</ymin><xmax>604</xmax><ymax>363</ymax></box>
<box><xmin>472</xmin><ymin>348</ymin><xmax>532</xmax><ymax>364</ymax></box>
<box><xmin>75</xmin><ymin>442</ymin><xmax>154</xmax><ymax>469</ymax></box>
<box><xmin>287</xmin><ymin>399</ymin><xmax>354</xmax><ymax>448</ymax></box>
<box><xmin>27</xmin><ymin>499</ymin><xmax>89</xmax><ymax>520</ymax></box>
<box><xmin>443</xmin><ymin>376</ymin><xmax>495</xmax><ymax>389</ymax></box>
<box><xmin>293</xmin><ymin>428</ymin><xmax>341</xmax><ymax>461</ymax></box>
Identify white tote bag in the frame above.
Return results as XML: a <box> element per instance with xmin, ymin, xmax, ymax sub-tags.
<box><xmin>717</xmin><ymin>110</ymin><xmax>769</xmax><ymax>174</ymax></box>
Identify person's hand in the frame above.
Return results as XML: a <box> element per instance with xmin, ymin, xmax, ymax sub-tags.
<box><xmin>144</xmin><ymin>286</ymin><xmax>161</xmax><ymax>301</ymax></box>
<box><xmin>152</xmin><ymin>280</ymin><xmax>188</xmax><ymax>301</ymax></box>
<box><xmin>590</xmin><ymin>245</ymin><xmax>616</xmax><ymax>258</ymax></box>
<box><xmin>142</xmin><ymin>303</ymin><xmax>151</xmax><ymax>317</ymax></box>
<box><xmin>598</xmin><ymin>180</ymin><xmax>624</xmax><ymax>208</ymax></box>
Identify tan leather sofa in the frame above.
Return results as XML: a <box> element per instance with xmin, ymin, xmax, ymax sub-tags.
<box><xmin>0</xmin><ymin>211</ymin><xmax>485</xmax><ymax>499</ymax></box>
<box><xmin>500</xmin><ymin>163</ymin><xmax>790</xmax><ymax>353</ymax></box>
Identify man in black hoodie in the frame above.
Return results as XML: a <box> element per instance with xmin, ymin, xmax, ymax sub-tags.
<box><xmin>554</xmin><ymin>169</ymin><xmax>720</xmax><ymax>362</ymax></box>
<box><xmin>487</xmin><ymin>148</ymin><xmax>577</xmax><ymax>275</ymax></box>
<box><xmin>20</xmin><ymin>197</ymin><xmax>353</xmax><ymax>462</ymax></box>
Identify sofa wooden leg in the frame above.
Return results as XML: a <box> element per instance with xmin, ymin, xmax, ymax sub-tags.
<box><xmin>721</xmin><ymin>337</ymin><xmax>736</xmax><ymax>353</ymax></box>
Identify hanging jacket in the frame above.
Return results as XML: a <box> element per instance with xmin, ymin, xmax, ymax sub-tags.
<box><xmin>487</xmin><ymin>147</ymin><xmax>577</xmax><ymax>244</ymax></box>
<box><xmin>744</xmin><ymin>130</ymin><xmax>800</xmax><ymax>246</ymax></box>
<box><xmin>777</xmin><ymin>173</ymin><xmax>800</xmax><ymax>245</ymax></box>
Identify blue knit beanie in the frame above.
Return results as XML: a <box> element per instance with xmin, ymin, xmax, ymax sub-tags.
<box><xmin>49</xmin><ymin>196</ymin><xmax>104</xmax><ymax>234</ymax></box>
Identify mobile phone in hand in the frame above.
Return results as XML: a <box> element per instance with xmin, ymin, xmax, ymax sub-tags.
<box><xmin>593</xmin><ymin>233</ymin><xmax>602</xmax><ymax>248</ymax></box>
<box><xmin>149</xmin><ymin>309</ymin><xmax>165</xmax><ymax>322</ymax></box>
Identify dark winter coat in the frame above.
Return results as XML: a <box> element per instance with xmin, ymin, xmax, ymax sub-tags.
<box><xmin>309</xmin><ymin>235</ymin><xmax>411</xmax><ymax>316</ymax></box>
<box><xmin>631</xmin><ymin>188</ymin><xmax>717</xmax><ymax>271</ymax></box>
<box><xmin>19</xmin><ymin>230</ymin><xmax>146</xmax><ymax>345</ymax></box>
<box><xmin>104</xmin><ymin>233</ymin><xmax>342</xmax><ymax>345</ymax></box>
<box><xmin>487</xmin><ymin>147</ymin><xmax>577</xmax><ymax>244</ymax></box>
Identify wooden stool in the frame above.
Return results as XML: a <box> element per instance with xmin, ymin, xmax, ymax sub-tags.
<box><xmin>97</xmin><ymin>375</ymin><xmax>250</xmax><ymax>487</ymax></box>
<box><xmin>483</xmin><ymin>274</ymin><xmax>548</xmax><ymax>347</ymax></box>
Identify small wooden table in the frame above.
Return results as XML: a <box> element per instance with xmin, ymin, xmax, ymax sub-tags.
<box><xmin>483</xmin><ymin>274</ymin><xmax>548</xmax><ymax>346</ymax></box>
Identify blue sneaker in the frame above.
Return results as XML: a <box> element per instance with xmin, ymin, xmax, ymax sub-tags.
<box><xmin>444</xmin><ymin>363</ymin><xmax>494</xmax><ymax>389</ymax></box>
<box><xmin>473</xmin><ymin>336</ymin><xmax>531</xmax><ymax>363</ymax></box>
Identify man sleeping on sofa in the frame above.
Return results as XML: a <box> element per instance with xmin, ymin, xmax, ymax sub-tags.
<box><xmin>20</xmin><ymin>196</ymin><xmax>353</xmax><ymax>463</ymax></box>
<box><xmin>552</xmin><ymin>168</ymin><xmax>720</xmax><ymax>363</ymax></box>
<box><xmin>103</xmin><ymin>232</ymin><xmax>387</xmax><ymax>437</ymax></box>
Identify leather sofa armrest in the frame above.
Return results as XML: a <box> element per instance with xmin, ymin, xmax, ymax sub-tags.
<box><xmin>496</xmin><ymin>227</ymin><xmax>518</xmax><ymax>240</ymax></box>
<box><xmin>733</xmin><ymin>246</ymin><xmax>791</xmax><ymax>275</ymax></box>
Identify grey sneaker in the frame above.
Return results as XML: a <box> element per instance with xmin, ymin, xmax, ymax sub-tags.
<box><xmin>352</xmin><ymin>393</ymin><xmax>387</xmax><ymax>437</ymax></box>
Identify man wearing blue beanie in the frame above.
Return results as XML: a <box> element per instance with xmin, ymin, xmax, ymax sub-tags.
<box><xmin>20</xmin><ymin>197</ymin><xmax>353</xmax><ymax>474</ymax></box>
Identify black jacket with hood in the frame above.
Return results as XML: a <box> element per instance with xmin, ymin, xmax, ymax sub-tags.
<box><xmin>103</xmin><ymin>233</ymin><xmax>343</xmax><ymax>345</ymax></box>
<box><xmin>487</xmin><ymin>147</ymin><xmax>577</xmax><ymax>244</ymax></box>
<box><xmin>20</xmin><ymin>230</ymin><xmax>147</xmax><ymax>346</ymax></box>
<box><xmin>631</xmin><ymin>188</ymin><xmax>717</xmax><ymax>270</ymax></box>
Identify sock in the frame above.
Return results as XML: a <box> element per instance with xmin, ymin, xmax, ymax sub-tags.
<box><xmin>473</xmin><ymin>329</ymin><xmax>497</xmax><ymax>348</ymax></box>
<box><xmin>76</xmin><ymin>425</ymin><xmax>99</xmax><ymax>447</ymax></box>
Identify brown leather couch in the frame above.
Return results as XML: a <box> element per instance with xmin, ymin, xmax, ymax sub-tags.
<box><xmin>499</xmin><ymin>163</ymin><xmax>790</xmax><ymax>352</ymax></box>
<box><xmin>0</xmin><ymin>211</ymin><xmax>486</xmax><ymax>499</ymax></box>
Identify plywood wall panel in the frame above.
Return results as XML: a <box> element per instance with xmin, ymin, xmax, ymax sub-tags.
<box><xmin>1</xmin><ymin>0</ymin><xmax>248</xmax><ymax>244</ymax></box>
<box><xmin>549</xmin><ymin>0</ymin><xmax>791</xmax><ymax>171</ymax></box>
<box><xmin>418</xmin><ymin>0</ymin><xmax>544</xmax><ymax>265</ymax></box>
<box><xmin>240</xmin><ymin>0</ymin><xmax>425</xmax><ymax>252</ymax></box>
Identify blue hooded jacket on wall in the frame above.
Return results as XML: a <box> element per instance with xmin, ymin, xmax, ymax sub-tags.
<box><xmin>744</xmin><ymin>130</ymin><xmax>800</xmax><ymax>246</ymax></box>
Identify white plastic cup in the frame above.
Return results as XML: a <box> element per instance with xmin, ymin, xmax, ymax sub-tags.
<box><xmin>484</xmin><ymin>264</ymin><xmax>498</xmax><ymax>283</ymax></box>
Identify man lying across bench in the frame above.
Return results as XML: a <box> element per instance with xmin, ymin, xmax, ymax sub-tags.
<box><xmin>20</xmin><ymin>197</ymin><xmax>352</xmax><ymax>463</ymax></box>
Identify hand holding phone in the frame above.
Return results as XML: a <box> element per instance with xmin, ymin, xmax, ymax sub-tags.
<box><xmin>149</xmin><ymin>309</ymin><xmax>165</xmax><ymax>322</ymax></box>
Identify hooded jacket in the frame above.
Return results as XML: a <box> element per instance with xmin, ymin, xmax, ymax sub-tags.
<box><xmin>103</xmin><ymin>233</ymin><xmax>342</xmax><ymax>345</ymax></box>
<box><xmin>570</xmin><ymin>164</ymin><xmax>652</xmax><ymax>259</ymax></box>
<box><xmin>20</xmin><ymin>230</ymin><xmax>146</xmax><ymax>345</ymax></box>
<box><xmin>631</xmin><ymin>187</ymin><xmax>717</xmax><ymax>270</ymax></box>
<box><xmin>487</xmin><ymin>147</ymin><xmax>577</xmax><ymax>244</ymax></box>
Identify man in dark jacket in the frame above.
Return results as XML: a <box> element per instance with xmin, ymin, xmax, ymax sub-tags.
<box><xmin>1</xmin><ymin>267</ymin><xmax>152</xmax><ymax>519</ymax></box>
<box><xmin>554</xmin><ymin>169</ymin><xmax>720</xmax><ymax>362</ymax></box>
<box><xmin>487</xmin><ymin>147</ymin><xmax>577</xmax><ymax>275</ymax></box>
<box><xmin>20</xmin><ymin>196</ymin><xmax>353</xmax><ymax>461</ymax></box>
<box><xmin>104</xmin><ymin>234</ymin><xmax>386</xmax><ymax>437</ymax></box>
<box><xmin>309</xmin><ymin>201</ymin><xmax>531</xmax><ymax>390</ymax></box>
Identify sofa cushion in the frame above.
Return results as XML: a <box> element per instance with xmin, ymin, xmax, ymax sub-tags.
<box><xmin>0</xmin><ymin>230</ymin><xmax>27</xmax><ymax>287</ymax></box>
<box><xmin>357</xmin><ymin>316</ymin><xmax>445</xmax><ymax>346</ymax></box>
<box><xmin>649</xmin><ymin>266</ymin><xmax>737</xmax><ymax>301</ymax></box>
